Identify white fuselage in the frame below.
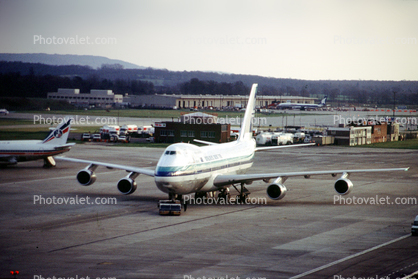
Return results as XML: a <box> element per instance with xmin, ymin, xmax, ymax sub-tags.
<box><xmin>154</xmin><ymin>139</ymin><xmax>256</xmax><ymax>195</ymax></box>
<box><xmin>0</xmin><ymin>140</ymin><xmax>71</xmax><ymax>164</ymax></box>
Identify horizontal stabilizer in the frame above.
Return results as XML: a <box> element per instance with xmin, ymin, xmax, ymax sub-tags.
<box><xmin>255</xmin><ymin>143</ymin><xmax>315</xmax><ymax>151</ymax></box>
<box><xmin>193</xmin><ymin>139</ymin><xmax>218</xmax><ymax>145</ymax></box>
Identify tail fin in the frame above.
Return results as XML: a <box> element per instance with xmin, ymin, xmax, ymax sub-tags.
<box><xmin>42</xmin><ymin>118</ymin><xmax>72</xmax><ymax>145</ymax></box>
<box><xmin>321</xmin><ymin>96</ymin><xmax>327</xmax><ymax>105</ymax></box>
<box><xmin>238</xmin><ymin>83</ymin><xmax>258</xmax><ymax>142</ymax></box>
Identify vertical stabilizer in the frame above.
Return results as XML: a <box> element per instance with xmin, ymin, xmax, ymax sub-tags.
<box><xmin>238</xmin><ymin>83</ymin><xmax>258</xmax><ymax>142</ymax></box>
<box><xmin>42</xmin><ymin>118</ymin><xmax>72</xmax><ymax>145</ymax></box>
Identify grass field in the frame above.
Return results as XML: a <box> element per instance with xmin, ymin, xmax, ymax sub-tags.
<box><xmin>0</xmin><ymin>130</ymin><xmax>51</xmax><ymax>141</ymax></box>
<box><xmin>0</xmin><ymin>118</ymin><xmax>34</xmax><ymax>126</ymax></box>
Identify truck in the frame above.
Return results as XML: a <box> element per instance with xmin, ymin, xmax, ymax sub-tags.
<box><xmin>100</xmin><ymin>125</ymin><xmax>120</xmax><ymax>142</ymax></box>
<box><xmin>272</xmin><ymin>133</ymin><xmax>294</xmax><ymax>145</ymax></box>
<box><xmin>138</xmin><ymin>125</ymin><xmax>154</xmax><ymax>137</ymax></box>
<box><xmin>120</xmin><ymin>124</ymin><xmax>138</xmax><ymax>136</ymax></box>
<box><xmin>255</xmin><ymin>132</ymin><xmax>274</xmax><ymax>145</ymax></box>
<box><xmin>293</xmin><ymin>132</ymin><xmax>306</xmax><ymax>143</ymax></box>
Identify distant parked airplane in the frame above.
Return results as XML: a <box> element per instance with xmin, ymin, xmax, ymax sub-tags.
<box><xmin>0</xmin><ymin>118</ymin><xmax>74</xmax><ymax>167</ymax></box>
<box><xmin>278</xmin><ymin>96</ymin><xmax>327</xmax><ymax>110</ymax></box>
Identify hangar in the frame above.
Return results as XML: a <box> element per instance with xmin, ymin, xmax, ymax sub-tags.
<box><xmin>124</xmin><ymin>94</ymin><xmax>316</xmax><ymax>109</ymax></box>
<box><xmin>47</xmin><ymin>88</ymin><xmax>123</xmax><ymax>107</ymax></box>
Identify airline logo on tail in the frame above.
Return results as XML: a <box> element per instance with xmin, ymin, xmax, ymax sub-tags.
<box><xmin>42</xmin><ymin>118</ymin><xmax>72</xmax><ymax>144</ymax></box>
<box><xmin>321</xmin><ymin>96</ymin><xmax>328</xmax><ymax>106</ymax></box>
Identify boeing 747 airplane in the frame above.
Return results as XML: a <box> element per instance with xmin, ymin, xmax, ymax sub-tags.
<box><xmin>57</xmin><ymin>85</ymin><xmax>408</xmax><ymax>214</ymax></box>
<box><xmin>0</xmin><ymin>118</ymin><xmax>74</xmax><ymax>167</ymax></box>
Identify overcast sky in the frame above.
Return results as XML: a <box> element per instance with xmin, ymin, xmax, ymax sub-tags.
<box><xmin>0</xmin><ymin>0</ymin><xmax>417</xmax><ymax>81</ymax></box>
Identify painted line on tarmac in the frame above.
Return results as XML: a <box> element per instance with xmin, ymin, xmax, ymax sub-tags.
<box><xmin>289</xmin><ymin>234</ymin><xmax>411</xmax><ymax>279</ymax></box>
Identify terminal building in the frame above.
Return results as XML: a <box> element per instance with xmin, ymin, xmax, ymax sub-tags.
<box><xmin>328</xmin><ymin>121</ymin><xmax>399</xmax><ymax>146</ymax></box>
<box><xmin>47</xmin><ymin>89</ymin><xmax>123</xmax><ymax>107</ymax></box>
<box><xmin>124</xmin><ymin>94</ymin><xmax>316</xmax><ymax>109</ymax></box>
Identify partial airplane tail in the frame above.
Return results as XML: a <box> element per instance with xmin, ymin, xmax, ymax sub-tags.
<box><xmin>42</xmin><ymin>118</ymin><xmax>72</xmax><ymax>145</ymax></box>
<box><xmin>320</xmin><ymin>96</ymin><xmax>328</xmax><ymax>106</ymax></box>
<box><xmin>238</xmin><ymin>83</ymin><xmax>258</xmax><ymax>142</ymax></box>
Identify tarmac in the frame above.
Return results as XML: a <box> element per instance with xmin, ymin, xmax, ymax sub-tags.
<box><xmin>0</xmin><ymin>143</ymin><xmax>417</xmax><ymax>279</ymax></box>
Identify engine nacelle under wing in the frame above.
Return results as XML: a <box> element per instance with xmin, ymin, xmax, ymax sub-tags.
<box><xmin>117</xmin><ymin>178</ymin><xmax>137</xmax><ymax>195</ymax></box>
<box><xmin>76</xmin><ymin>170</ymin><xmax>97</xmax><ymax>186</ymax></box>
<box><xmin>334</xmin><ymin>178</ymin><xmax>353</xmax><ymax>195</ymax></box>
<box><xmin>76</xmin><ymin>164</ymin><xmax>98</xmax><ymax>186</ymax></box>
<box><xmin>266</xmin><ymin>183</ymin><xmax>287</xmax><ymax>200</ymax></box>
<box><xmin>117</xmin><ymin>172</ymin><xmax>139</xmax><ymax>195</ymax></box>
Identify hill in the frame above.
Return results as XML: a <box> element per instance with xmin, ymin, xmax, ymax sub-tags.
<box><xmin>0</xmin><ymin>53</ymin><xmax>143</xmax><ymax>69</ymax></box>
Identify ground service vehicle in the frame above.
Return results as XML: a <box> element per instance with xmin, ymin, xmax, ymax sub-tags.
<box><xmin>158</xmin><ymin>200</ymin><xmax>181</xmax><ymax>216</ymax></box>
<box><xmin>81</xmin><ymin>133</ymin><xmax>91</xmax><ymax>142</ymax></box>
<box><xmin>412</xmin><ymin>215</ymin><xmax>418</xmax><ymax>236</ymax></box>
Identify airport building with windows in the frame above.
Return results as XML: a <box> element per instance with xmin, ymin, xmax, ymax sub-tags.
<box><xmin>154</xmin><ymin>112</ymin><xmax>230</xmax><ymax>143</ymax></box>
<box><xmin>47</xmin><ymin>88</ymin><xmax>123</xmax><ymax>107</ymax></box>
<box><xmin>124</xmin><ymin>94</ymin><xmax>316</xmax><ymax>109</ymax></box>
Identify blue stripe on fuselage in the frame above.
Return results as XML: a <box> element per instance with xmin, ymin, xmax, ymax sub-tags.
<box><xmin>155</xmin><ymin>153</ymin><xmax>254</xmax><ymax>177</ymax></box>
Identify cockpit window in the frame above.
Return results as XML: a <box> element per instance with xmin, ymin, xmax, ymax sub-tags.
<box><xmin>170</xmin><ymin>151</ymin><xmax>176</xmax><ymax>155</ymax></box>
<box><xmin>165</xmin><ymin>150</ymin><xmax>177</xmax><ymax>155</ymax></box>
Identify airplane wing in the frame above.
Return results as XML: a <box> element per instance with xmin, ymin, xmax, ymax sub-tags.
<box><xmin>55</xmin><ymin>157</ymin><xmax>155</xmax><ymax>177</ymax></box>
<box><xmin>213</xmin><ymin>167</ymin><xmax>409</xmax><ymax>187</ymax></box>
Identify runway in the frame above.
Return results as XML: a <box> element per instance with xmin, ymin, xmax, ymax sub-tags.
<box><xmin>0</xmin><ymin>143</ymin><xmax>417</xmax><ymax>279</ymax></box>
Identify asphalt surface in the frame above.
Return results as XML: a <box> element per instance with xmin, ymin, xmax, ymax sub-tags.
<box><xmin>0</xmin><ymin>143</ymin><xmax>417</xmax><ymax>279</ymax></box>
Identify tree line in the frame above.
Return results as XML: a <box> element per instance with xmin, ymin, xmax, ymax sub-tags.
<box><xmin>1</xmin><ymin>61</ymin><xmax>418</xmax><ymax>108</ymax></box>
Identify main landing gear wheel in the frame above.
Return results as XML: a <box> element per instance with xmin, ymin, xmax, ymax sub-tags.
<box><xmin>233</xmin><ymin>183</ymin><xmax>251</xmax><ymax>204</ymax></box>
<box><xmin>43</xmin><ymin>156</ymin><xmax>56</xmax><ymax>168</ymax></box>
<box><xmin>217</xmin><ymin>188</ymin><xmax>231</xmax><ymax>202</ymax></box>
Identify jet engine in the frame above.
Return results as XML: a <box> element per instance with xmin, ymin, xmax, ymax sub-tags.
<box><xmin>76</xmin><ymin>164</ymin><xmax>97</xmax><ymax>186</ymax></box>
<box><xmin>266</xmin><ymin>177</ymin><xmax>288</xmax><ymax>200</ymax></box>
<box><xmin>334</xmin><ymin>173</ymin><xmax>353</xmax><ymax>195</ymax></box>
<box><xmin>117</xmin><ymin>172</ymin><xmax>139</xmax><ymax>195</ymax></box>
<box><xmin>267</xmin><ymin>183</ymin><xmax>287</xmax><ymax>200</ymax></box>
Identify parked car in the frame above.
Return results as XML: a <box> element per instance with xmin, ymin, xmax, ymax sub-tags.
<box><xmin>118</xmin><ymin>135</ymin><xmax>130</xmax><ymax>143</ymax></box>
<box><xmin>81</xmin><ymin>133</ymin><xmax>91</xmax><ymax>142</ymax></box>
<box><xmin>92</xmin><ymin>134</ymin><xmax>101</xmax><ymax>142</ymax></box>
